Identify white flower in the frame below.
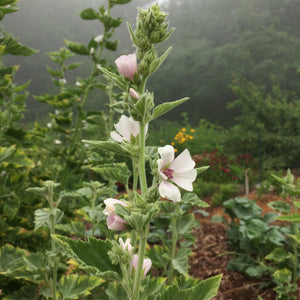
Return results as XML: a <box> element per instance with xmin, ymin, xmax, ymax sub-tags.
<box><xmin>157</xmin><ymin>145</ymin><xmax>197</xmax><ymax>202</ymax></box>
<box><xmin>76</xmin><ymin>81</ymin><xmax>83</xmax><ymax>87</ymax></box>
<box><xmin>47</xmin><ymin>122</ymin><xmax>52</xmax><ymax>128</ymax></box>
<box><xmin>90</xmin><ymin>47</ymin><xmax>95</xmax><ymax>55</ymax></box>
<box><xmin>55</xmin><ymin>139</ymin><xmax>62</xmax><ymax>145</ymax></box>
<box><xmin>110</xmin><ymin>115</ymin><xmax>148</xmax><ymax>143</ymax></box>
<box><xmin>59</xmin><ymin>78</ymin><xmax>66</xmax><ymax>84</ymax></box>
<box><xmin>94</xmin><ymin>34</ymin><xmax>103</xmax><ymax>43</ymax></box>
<box><xmin>55</xmin><ymin>110</ymin><xmax>59</xmax><ymax>115</ymax></box>
<box><xmin>119</xmin><ymin>238</ymin><xmax>133</xmax><ymax>252</ymax></box>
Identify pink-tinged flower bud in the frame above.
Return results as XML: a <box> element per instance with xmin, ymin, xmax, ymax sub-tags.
<box><xmin>129</xmin><ymin>88</ymin><xmax>140</xmax><ymax>99</ymax></box>
<box><xmin>115</xmin><ymin>53</ymin><xmax>137</xmax><ymax>80</ymax></box>
<box><xmin>103</xmin><ymin>199</ymin><xmax>128</xmax><ymax>231</ymax></box>
<box><xmin>130</xmin><ymin>254</ymin><xmax>152</xmax><ymax>277</ymax></box>
<box><xmin>119</xmin><ymin>238</ymin><xmax>133</xmax><ymax>252</ymax></box>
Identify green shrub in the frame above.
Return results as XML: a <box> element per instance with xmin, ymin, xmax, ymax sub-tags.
<box><xmin>211</xmin><ymin>183</ymin><xmax>239</xmax><ymax>206</ymax></box>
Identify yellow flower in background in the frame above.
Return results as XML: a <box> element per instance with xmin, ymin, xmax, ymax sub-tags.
<box><xmin>190</xmin><ymin>129</ymin><xmax>195</xmax><ymax>133</ymax></box>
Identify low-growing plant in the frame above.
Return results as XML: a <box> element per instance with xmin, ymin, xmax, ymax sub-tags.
<box><xmin>211</xmin><ymin>183</ymin><xmax>239</xmax><ymax>206</ymax></box>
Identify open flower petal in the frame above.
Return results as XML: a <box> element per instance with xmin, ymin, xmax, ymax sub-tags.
<box><xmin>159</xmin><ymin>180</ymin><xmax>181</xmax><ymax>202</ymax></box>
<box><xmin>172</xmin><ymin>169</ymin><xmax>197</xmax><ymax>191</ymax></box>
<box><xmin>158</xmin><ymin>145</ymin><xmax>175</xmax><ymax>168</ymax></box>
<box><xmin>170</xmin><ymin>149</ymin><xmax>195</xmax><ymax>173</ymax></box>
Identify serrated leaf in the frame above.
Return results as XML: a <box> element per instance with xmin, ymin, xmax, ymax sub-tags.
<box><xmin>67</xmin><ymin>62</ymin><xmax>83</xmax><ymax>70</ymax></box>
<box><xmin>146</xmin><ymin>245</ymin><xmax>169</xmax><ymax>269</ymax></box>
<box><xmin>14</xmin><ymin>80</ymin><xmax>31</xmax><ymax>92</ymax></box>
<box><xmin>98</xmin><ymin>66</ymin><xmax>127</xmax><ymax>90</ymax></box>
<box><xmin>34</xmin><ymin>208</ymin><xmax>64</xmax><ymax>230</ymax></box>
<box><xmin>276</xmin><ymin>214</ymin><xmax>300</xmax><ymax>222</ymax></box>
<box><xmin>92</xmin><ymin>163</ymin><xmax>131</xmax><ymax>185</ymax></box>
<box><xmin>80</xmin><ymin>8</ymin><xmax>100</xmax><ymax>20</ymax></box>
<box><xmin>0</xmin><ymin>244</ymin><xmax>28</xmax><ymax>272</ymax></box>
<box><xmin>155</xmin><ymin>274</ymin><xmax>222</xmax><ymax>300</ymax></box>
<box><xmin>172</xmin><ymin>248</ymin><xmax>191</xmax><ymax>274</ymax></box>
<box><xmin>265</xmin><ymin>247</ymin><xmax>289</xmax><ymax>262</ymax></box>
<box><xmin>55</xmin><ymin>221</ymin><xmax>86</xmax><ymax>238</ymax></box>
<box><xmin>181</xmin><ymin>193</ymin><xmax>209</xmax><ymax>207</ymax></box>
<box><xmin>140</xmin><ymin>277</ymin><xmax>166</xmax><ymax>300</ymax></box>
<box><xmin>46</xmin><ymin>66</ymin><xmax>62</xmax><ymax>77</ymax></box>
<box><xmin>53</xmin><ymin>235</ymin><xmax>121</xmax><ymax>277</ymax></box>
<box><xmin>57</xmin><ymin>274</ymin><xmax>104</xmax><ymax>299</ymax></box>
<box><xmin>289</xmin><ymin>234</ymin><xmax>300</xmax><ymax>245</ymax></box>
<box><xmin>151</xmin><ymin>97</ymin><xmax>189</xmax><ymax>120</ymax></box>
<box><xmin>64</xmin><ymin>39</ymin><xmax>89</xmax><ymax>55</ymax></box>
<box><xmin>267</xmin><ymin>201</ymin><xmax>291</xmax><ymax>214</ymax></box>
<box><xmin>1</xmin><ymin>33</ymin><xmax>38</xmax><ymax>56</ymax></box>
<box><xmin>82</xmin><ymin>140</ymin><xmax>126</xmax><ymax>155</ymax></box>
<box><xmin>149</xmin><ymin>47</ymin><xmax>172</xmax><ymax>74</ymax></box>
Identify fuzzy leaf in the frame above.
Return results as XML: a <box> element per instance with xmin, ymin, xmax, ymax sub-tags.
<box><xmin>57</xmin><ymin>274</ymin><xmax>104</xmax><ymax>299</ymax></box>
<box><xmin>80</xmin><ymin>8</ymin><xmax>100</xmax><ymax>20</ymax></box>
<box><xmin>34</xmin><ymin>208</ymin><xmax>64</xmax><ymax>230</ymax></box>
<box><xmin>105</xmin><ymin>40</ymin><xmax>119</xmax><ymax>51</ymax></box>
<box><xmin>151</xmin><ymin>98</ymin><xmax>189</xmax><ymax>120</ymax></box>
<box><xmin>276</xmin><ymin>214</ymin><xmax>300</xmax><ymax>222</ymax></box>
<box><xmin>82</xmin><ymin>140</ymin><xmax>126</xmax><ymax>155</ymax></box>
<box><xmin>149</xmin><ymin>47</ymin><xmax>172</xmax><ymax>74</ymax></box>
<box><xmin>92</xmin><ymin>163</ymin><xmax>131</xmax><ymax>185</ymax></box>
<box><xmin>155</xmin><ymin>274</ymin><xmax>222</xmax><ymax>300</ymax></box>
<box><xmin>53</xmin><ymin>235</ymin><xmax>121</xmax><ymax>277</ymax></box>
<box><xmin>181</xmin><ymin>193</ymin><xmax>209</xmax><ymax>207</ymax></box>
<box><xmin>267</xmin><ymin>201</ymin><xmax>291</xmax><ymax>214</ymax></box>
<box><xmin>172</xmin><ymin>248</ymin><xmax>191</xmax><ymax>274</ymax></box>
<box><xmin>64</xmin><ymin>39</ymin><xmax>89</xmax><ymax>55</ymax></box>
<box><xmin>1</xmin><ymin>33</ymin><xmax>37</xmax><ymax>56</ymax></box>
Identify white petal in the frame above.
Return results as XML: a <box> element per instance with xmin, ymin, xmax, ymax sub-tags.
<box><xmin>114</xmin><ymin>115</ymin><xmax>132</xmax><ymax>142</ymax></box>
<box><xmin>172</xmin><ymin>169</ymin><xmax>197</xmax><ymax>191</ymax></box>
<box><xmin>110</xmin><ymin>131</ymin><xmax>123</xmax><ymax>143</ymax></box>
<box><xmin>158</xmin><ymin>145</ymin><xmax>174</xmax><ymax>168</ymax></box>
<box><xmin>159</xmin><ymin>180</ymin><xmax>181</xmax><ymax>202</ymax></box>
<box><xmin>170</xmin><ymin>149</ymin><xmax>195</xmax><ymax>173</ymax></box>
<box><xmin>128</xmin><ymin>117</ymin><xmax>140</xmax><ymax>138</ymax></box>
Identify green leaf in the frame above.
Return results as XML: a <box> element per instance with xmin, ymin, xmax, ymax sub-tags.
<box><xmin>146</xmin><ymin>245</ymin><xmax>170</xmax><ymax>269</ymax></box>
<box><xmin>92</xmin><ymin>163</ymin><xmax>131</xmax><ymax>185</ymax></box>
<box><xmin>57</xmin><ymin>274</ymin><xmax>104</xmax><ymax>299</ymax></box>
<box><xmin>113</xmin><ymin>0</ymin><xmax>132</xmax><ymax>4</ymax></box>
<box><xmin>196</xmin><ymin>166</ymin><xmax>210</xmax><ymax>175</ymax></box>
<box><xmin>181</xmin><ymin>193</ymin><xmax>209</xmax><ymax>207</ymax></box>
<box><xmin>3</xmin><ymin>285</ymin><xmax>39</xmax><ymax>300</ymax></box>
<box><xmin>176</xmin><ymin>214</ymin><xmax>198</xmax><ymax>237</ymax></box>
<box><xmin>1</xmin><ymin>33</ymin><xmax>38</xmax><ymax>56</ymax></box>
<box><xmin>289</xmin><ymin>234</ymin><xmax>300</xmax><ymax>245</ymax></box>
<box><xmin>14</xmin><ymin>80</ymin><xmax>31</xmax><ymax>93</ymax></box>
<box><xmin>82</xmin><ymin>140</ymin><xmax>126</xmax><ymax>155</ymax></box>
<box><xmin>172</xmin><ymin>248</ymin><xmax>191</xmax><ymax>274</ymax></box>
<box><xmin>67</xmin><ymin>62</ymin><xmax>83</xmax><ymax>70</ymax></box>
<box><xmin>265</xmin><ymin>247</ymin><xmax>289</xmax><ymax>262</ymax></box>
<box><xmin>55</xmin><ymin>221</ymin><xmax>86</xmax><ymax>238</ymax></box>
<box><xmin>131</xmin><ymin>92</ymin><xmax>154</xmax><ymax>122</ymax></box>
<box><xmin>267</xmin><ymin>201</ymin><xmax>291</xmax><ymax>214</ymax></box>
<box><xmin>46</xmin><ymin>66</ymin><xmax>62</xmax><ymax>77</ymax></box>
<box><xmin>98</xmin><ymin>66</ymin><xmax>127</xmax><ymax>90</ymax></box>
<box><xmin>155</xmin><ymin>274</ymin><xmax>222</xmax><ymax>300</ymax></box>
<box><xmin>80</xmin><ymin>8</ymin><xmax>100</xmax><ymax>20</ymax></box>
<box><xmin>34</xmin><ymin>208</ymin><xmax>64</xmax><ymax>230</ymax></box>
<box><xmin>149</xmin><ymin>47</ymin><xmax>172</xmax><ymax>74</ymax></box>
<box><xmin>140</xmin><ymin>277</ymin><xmax>166</xmax><ymax>300</ymax></box>
<box><xmin>105</xmin><ymin>40</ymin><xmax>119</xmax><ymax>51</ymax></box>
<box><xmin>53</xmin><ymin>235</ymin><xmax>121</xmax><ymax>277</ymax></box>
<box><xmin>273</xmin><ymin>268</ymin><xmax>292</xmax><ymax>285</ymax></box>
<box><xmin>151</xmin><ymin>97</ymin><xmax>189</xmax><ymax>120</ymax></box>
<box><xmin>276</xmin><ymin>214</ymin><xmax>300</xmax><ymax>222</ymax></box>
<box><xmin>0</xmin><ymin>244</ymin><xmax>27</xmax><ymax>272</ymax></box>
<box><xmin>64</xmin><ymin>39</ymin><xmax>89</xmax><ymax>55</ymax></box>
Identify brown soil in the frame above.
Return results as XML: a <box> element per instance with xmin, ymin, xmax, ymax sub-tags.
<box><xmin>189</xmin><ymin>192</ymin><xmax>300</xmax><ymax>300</ymax></box>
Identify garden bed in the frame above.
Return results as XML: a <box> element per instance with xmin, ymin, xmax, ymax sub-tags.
<box><xmin>190</xmin><ymin>192</ymin><xmax>300</xmax><ymax>300</ymax></box>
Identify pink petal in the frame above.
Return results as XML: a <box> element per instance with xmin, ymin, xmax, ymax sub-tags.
<box><xmin>130</xmin><ymin>254</ymin><xmax>139</xmax><ymax>271</ymax></box>
<box><xmin>170</xmin><ymin>149</ymin><xmax>195</xmax><ymax>173</ymax></box>
<box><xmin>129</xmin><ymin>88</ymin><xmax>139</xmax><ymax>99</ymax></box>
<box><xmin>158</xmin><ymin>145</ymin><xmax>174</xmax><ymax>168</ymax></box>
<box><xmin>143</xmin><ymin>258</ymin><xmax>152</xmax><ymax>276</ymax></box>
<box><xmin>107</xmin><ymin>215</ymin><xmax>126</xmax><ymax>231</ymax></box>
<box><xmin>172</xmin><ymin>169</ymin><xmax>197</xmax><ymax>191</ymax></box>
<box><xmin>159</xmin><ymin>180</ymin><xmax>181</xmax><ymax>202</ymax></box>
<box><xmin>115</xmin><ymin>53</ymin><xmax>137</xmax><ymax>80</ymax></box>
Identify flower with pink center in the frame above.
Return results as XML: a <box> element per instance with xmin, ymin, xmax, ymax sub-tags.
<box><xmin>130</xmin><ymin>254</ymin><xmax>152</xmax><ymax>277</ymax></box>
<box><xmin>103</xmin><ymin>198</ymin><xmax>128</xmax><ymax>231</ymax></box>
<box><xmin>110</xmin><ymin>115</ymin><xmax>148</xmax><ymax>143</ymax></box>
<box><xmin>115</xmin><ymin>53</ymin><xmax>137</xmax><ymax>80</ymax></box>
<box><xmin>157</xmin><ymin>145</ymin><xmax>197</xmax><ymax>202</ymax></box>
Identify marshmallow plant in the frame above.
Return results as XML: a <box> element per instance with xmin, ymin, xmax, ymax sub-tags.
<box><xmin>55</xmin><ymin>4</ymin><xmax>221</xmax><ymax>300</ymax></box>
